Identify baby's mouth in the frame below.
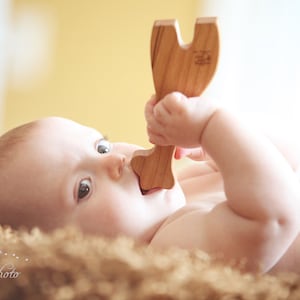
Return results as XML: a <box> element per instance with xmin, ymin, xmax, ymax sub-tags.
<box><xmin>140</xmin><ymin>187</ymin><xmax>161</xmax><ymax>195</ymax></box>
<box><xmin>141</xmin><ymin>188</ymin><xmax>147</xmax><ymax>195</ymax></box>
<box><xmin>130</xmin><ymin>164</ymin><xmax>162</xmax><ymax>195</ymax></box>
<box><xmin>134</xmin><ymin>174</ymin><xmax>161</xmax><ymax>195</ymax></box>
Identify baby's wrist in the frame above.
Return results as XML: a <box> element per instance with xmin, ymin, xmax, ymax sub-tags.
<box><xmin>194</xmin><ymin>102</ymin><xmax>220</xmax><ymax>146</ymax></box>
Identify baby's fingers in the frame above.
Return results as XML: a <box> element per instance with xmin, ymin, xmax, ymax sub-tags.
<box><xmin>147</xmin><ymin>126</ymin><xmax>169</xmax><ymax>145</ymax></box>
<box><xmin>144</xmin><ymin>95</ymin><xmax>156</xmax><ymax>121</ymax></box>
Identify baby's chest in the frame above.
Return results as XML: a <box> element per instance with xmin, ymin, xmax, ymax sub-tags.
<box><xmin>150</xmin><ymin>206</ymin><xmax>209</xmax><ymax>249</ymax></box>
<box><xmin>180</xmin><ymin>171</ymin><xmax>225</xmax><ymax>204</ymax></box>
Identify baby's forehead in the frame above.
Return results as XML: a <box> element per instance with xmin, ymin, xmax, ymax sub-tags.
<box><xmin>36</xmin><ymin>117</ymin><xmax>102</xmax><ymax>137</ymax></box>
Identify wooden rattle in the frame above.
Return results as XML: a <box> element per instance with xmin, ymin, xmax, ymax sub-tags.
<box><xmin>131</xmin><ymin>17</ymin><xmax>219</xmax><ymax>193</ymax></box>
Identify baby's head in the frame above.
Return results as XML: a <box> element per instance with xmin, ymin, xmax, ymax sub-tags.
<box><xmin>0</xmin><ymin>117</ymin><xmax>185</xmax><ymax>242</ymax></box>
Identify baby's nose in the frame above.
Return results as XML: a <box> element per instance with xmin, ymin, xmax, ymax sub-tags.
<box><xmin>102</xmin><ymin>153</ymin><xmax>126</xmax><ymax>180</ymax></box>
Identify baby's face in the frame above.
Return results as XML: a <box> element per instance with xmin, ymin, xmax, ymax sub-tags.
<box><xmin>7</xmin><ymin>117</ymin><xmax>185</xmax><ymax>242</ymax></box>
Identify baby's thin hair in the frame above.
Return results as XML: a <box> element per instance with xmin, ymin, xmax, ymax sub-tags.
<box><xmin>0</xmin><ymin>121</ymin><xmax>37</xmax><ymax>167</ymax></box>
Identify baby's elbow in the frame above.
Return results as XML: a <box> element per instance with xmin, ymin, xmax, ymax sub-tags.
<box><xmin>253</xmin><ymin>218</ymin><xmax>298</xmax><ymax>273</ymax></box>
<box><xmin>270</xmin><ymin>201</ymin><xmax>299</xmax><ymax>241</ymax></box>
<box><xmin>277</xmin><ymin>212</ymin><xmax>300</xmax><ymax>243</ymax></box>
<box><xmin>264</xmin><ymin>207</ymin><xmax>300</xmax><ymax>254</ymax></box>
<box><xmin>271</xmin><ymin>216</ymin><xmax>298</xmax><ymax>239</ymax></box>
<box><xmin>278</xmin><ymin>209</ymin><xmax>300</xmax><ymax>230</ymax></box>
<box><xmin>279</xmin><ymin>190</ymin><xmax>300</xmax><ymax>234</ymax></box>
<box><xmin>268</xmin><ymin>187</ymin><xmax>300</xmax><ymax>242</ymax></box>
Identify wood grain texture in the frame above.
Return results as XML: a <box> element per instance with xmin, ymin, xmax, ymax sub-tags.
<box><xmin>131</xmin><ymin>18</ymin><xmax>219</xmax><ymax>192</ymax></box>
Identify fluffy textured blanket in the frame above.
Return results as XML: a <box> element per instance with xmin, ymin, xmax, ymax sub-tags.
<box><xmin>0</xmin><ymin>226</ymin><xmax>299</xmax><ymax>300</ymax></box>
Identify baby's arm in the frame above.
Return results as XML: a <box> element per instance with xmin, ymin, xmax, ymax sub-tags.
<box><xmin>147</xmin><ymin>92</ymin><xmax>300</xmax><ymax>272</ymax></box>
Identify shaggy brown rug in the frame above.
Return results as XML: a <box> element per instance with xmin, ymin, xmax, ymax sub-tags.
<box><xmin>0</xmin><ymin>225</ymin><xmax>299</xmax><ymax>300</ymax></box>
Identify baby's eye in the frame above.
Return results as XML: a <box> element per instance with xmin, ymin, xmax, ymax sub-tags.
<box><xmin>78</xmin><ymin>179</ymin><xmax>91</xmax><ymax>201</ymax></box>
<box><xmin>96</xmin><ymin>138</ymin><xmax>111</xmax><ymax>154</ymax></box>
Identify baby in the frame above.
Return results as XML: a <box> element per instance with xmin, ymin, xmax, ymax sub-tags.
<box><xmin>0</xmin><ymin>92</ymin><xmax>299</xmax><ymax>274</ymax></box>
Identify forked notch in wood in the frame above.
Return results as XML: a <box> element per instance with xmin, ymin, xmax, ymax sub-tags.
<box><xmin>131</xmin><ymin>17</ymin><xmax>219</xmax><ymax>193</ymax></box>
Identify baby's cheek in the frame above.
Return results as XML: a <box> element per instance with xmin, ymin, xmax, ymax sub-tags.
<box><xmin>95</xmin><ymin>198</ymin><xmax>133</xmax><ymax>236</ymax></box>
<box><xmin>72</xmin><ymin>200</ymin><xmax>118</xmax><ymax>237</ymax></box>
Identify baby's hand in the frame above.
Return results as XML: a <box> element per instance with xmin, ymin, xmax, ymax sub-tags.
<box><xmin>145</xmin><ymin>92</ymin><xmax>217</xmax><ymax>148</ymax></box>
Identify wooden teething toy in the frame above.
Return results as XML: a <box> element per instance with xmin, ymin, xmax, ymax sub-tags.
<box><xmin>131</xmin><ymin>17</ymin><xmax>219</xmax><ymax>193</ymax></box>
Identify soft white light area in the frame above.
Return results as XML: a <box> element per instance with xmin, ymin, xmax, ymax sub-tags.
<box><xmin>200</xmin><ymin>1</ymin><xmax>300</xmax><ymax>128</ymax></box>
<box><xmin>8</xmin><ymin>4</ymin><xmax>56</xmax><ymax>90</ymax></box>
<box><xmin>0</xmin><ymin>0</ymin><xmax>11</xmax><ymax>130</ymax></box>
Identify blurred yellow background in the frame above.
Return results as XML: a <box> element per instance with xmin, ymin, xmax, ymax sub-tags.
<box><xmin>3</xmin><ymin>0</ymin><xmax>201</xmax><ymax>147</ymax></box>
<box><xmin>2</xmin><ymin>1</ymin><xmax>300</xmax><ymax>148</ymax></box>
